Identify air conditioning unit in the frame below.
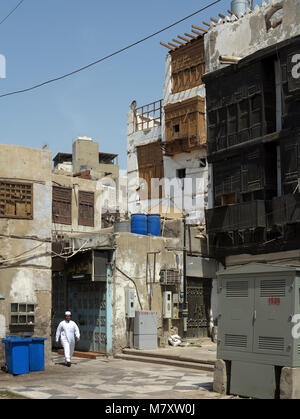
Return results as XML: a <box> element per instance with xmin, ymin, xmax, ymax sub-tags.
<box><xmin>160</xmin><ymin>269</ymin><xmax>181</xmax><ymax>285</ymax></box>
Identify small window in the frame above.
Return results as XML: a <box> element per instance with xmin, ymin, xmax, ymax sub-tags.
<box><xmin>10</xmin><ymin>303</ymin><xmax>35</xmax><ymax>325</ymax></box>
<box><xmin>177</xmin><ymin>169</ymin><xmax>186</xmax><ymax>179</ymax></box>
<box><xmin>173</xmin><ymin>124</ymin><xmax>180</xmax><ymax>134</ymax></box>
<box><xmin>221</xmin><ymin>192</ymin><xmax>236</xmax><ymax>206</ymax></box>
<box><xmin>0</xmin><ymin>181</ymin><xmax>33</xmax><ymax>219</ymax></box>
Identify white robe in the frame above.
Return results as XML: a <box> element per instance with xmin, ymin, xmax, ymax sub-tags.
<box><xmin>56</xmin><ymin>320</ymin><xmax>80</xmax><ymax>362</ymax></box>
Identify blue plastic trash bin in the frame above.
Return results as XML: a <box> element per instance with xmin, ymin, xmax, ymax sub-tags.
<box><xmin>22</xmin><ymin>334</ymin><xmax>47</xmax><ymax>372</ymax></box>
<box><xmin>1</xmin><ymin>335</ymin><xmax>31</xmax><ymax>375</ymax></box>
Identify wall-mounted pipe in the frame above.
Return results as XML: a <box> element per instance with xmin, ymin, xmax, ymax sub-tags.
<box><xmin>219</xmin><ymin>55</ymin><xmax>242</xmax><ymax>64</ymax></box>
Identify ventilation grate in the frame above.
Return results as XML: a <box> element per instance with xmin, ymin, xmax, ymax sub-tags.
<box><xmin>258</xmin><ymin>336</ymin><xmax>284</xmax><ymax>351</ymax></box>
<box><xmin>226</xmin><ymin>281</ymin><xmax>248</xmax><ymax>298</ymax></box>
<box><xmin>225</xmin><ymin>334</ymin><xmax>247</xmax><ymax>348</ymax></box>
<box><xmin>260</xmin><ymin>279</ymin><xmax>286</xmax><ymax>297</ymax></box>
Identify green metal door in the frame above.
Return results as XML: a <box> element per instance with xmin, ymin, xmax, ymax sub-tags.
<box><xmin>68</xmin><ymin>281</ymin><xmax>107</xmax><ymax>353</ymax></box>
<box><xmin>218</xmin><ymin>277</ymin><xmax>254</xmax><ymax>353</ymax></box>
<box><xmin>253</xmin><ymin>275</ymin><xmax>293</xmax><ymax>356</ymax></box>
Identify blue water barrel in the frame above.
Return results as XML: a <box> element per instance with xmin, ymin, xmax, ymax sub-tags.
<box><xmin>147</xmin><ymin>214</ymin><xmax>161</xmax><ymax>237</ymax></box>
<box><xmin>131</xmin><ymin>214</ymin><xmax>147</xmax><ymax>235</ymax></box>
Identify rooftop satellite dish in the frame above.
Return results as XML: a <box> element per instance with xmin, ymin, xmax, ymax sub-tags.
<box><xmin>42</xmin><ymin>144</ymin><xmax>49</xmax><ymax>150</ymax></box>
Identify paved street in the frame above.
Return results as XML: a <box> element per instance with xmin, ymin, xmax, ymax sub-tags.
<box><xmin>0</xmin><ymin>352</ymin><xmax>234</xmax><ymax>399</ymax></box>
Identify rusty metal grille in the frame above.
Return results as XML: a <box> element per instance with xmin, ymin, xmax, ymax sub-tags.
<box><xmin>187</xmin><ymin>278</ymin><xmax>212</xmax><ymax>338</ymax></box>
<box><xmin>78</xmin><ymin>191</ymin><xmax>94</xmax><ymax>227</ymax></box>
<box><xmin>135</xmin><ymin>100</ymin><xmax>162</xmax><ymax>132</ymax></box>
<box><xmin>0</xmin><ymin>181</ymin><xmax>33</xmax><ymax>219</ymax></box>
<box><xmin>52</xmin><ymin>186</ymin><xmax>72</xmax><ymax>225</ymax></box>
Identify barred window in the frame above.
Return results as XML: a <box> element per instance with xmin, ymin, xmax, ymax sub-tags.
<box><xmin>78</xmin><ymin>191</ymin><xmax>94</xmax><ymax>227</ymax></box>
<box><xmin>0</xmin><ymin>181</ymin><xmax>33</xmax><ymax>219</ymax></box>
<box><xmin>52</xmin><ymin>186</ymin><xmax>72</xmax><ymax>225</ymax></box>
<box><xmin>10</xmin><ymin>303</ymin><xmax>35</xmax><ymax>325</ymax></box>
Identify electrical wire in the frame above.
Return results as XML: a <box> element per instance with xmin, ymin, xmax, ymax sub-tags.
<box><xmin>115</xmin><ymin>266</ymin><xmax>143</xmax><ymax>310</ymax></box>
<box><xmin>51</xmin><ymin>240</ymin><xmax>90</xmax><ymax>260</ymax></box>
<box><xmin>0</xmin><ymin>0</ymin><xmax>222</xmax><ymax>99</ymax></box>
<box><xmin>0</xmin><ymin>242</ymin><xmax>46</xmax><ymax>264</ymax></box>
<box><xmin>0</xmin><ymin>0</ymin><xmax>25</xmax><ymax>26</ymax></box>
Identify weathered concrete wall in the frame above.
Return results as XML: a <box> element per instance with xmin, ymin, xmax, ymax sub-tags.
<box><xmin>112</xmin><ymin>233</ymin><xmax>183</xmax><ymax>353</ymax></box>
<box><xmin>205</xmin><ymin>0</ymin><xmax>300</xmax><ymax>73</ymax></box>
<box><xmin>72</xmin><ymin>138</ymin><xmax>99</xmax><ymax>173</ymax></box>
<box><xmin>163</xmin><ymin>150</ymin><xmax>208</xmax><ymax>225</ymax></box>
<box><xmin>52</xmin><ymin>172</ymin><xmax>102</xmax><ymax>235</ymax></box>
<box><xmin>0</xmin><ymin>145</ymin><xmax>52</xmax><ymax>365</ymax></box>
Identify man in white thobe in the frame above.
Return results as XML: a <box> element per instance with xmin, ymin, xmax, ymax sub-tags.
<box><xmin>56</xmin><ymin>311</ymin><xmax>80</xmax><ymax>367</ymax></box>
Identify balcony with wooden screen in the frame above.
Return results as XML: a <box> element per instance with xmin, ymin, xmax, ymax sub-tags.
<box><xmin>164</xmin><ymin>97</ymin><xmax>206</xmax><ymax>156</ymax></box>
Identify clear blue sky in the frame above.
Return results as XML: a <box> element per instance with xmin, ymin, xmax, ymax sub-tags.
<box><xmin>0</xmin><ymin>0</ymin><xmax>260</xmax><ymax>169</ymax></box>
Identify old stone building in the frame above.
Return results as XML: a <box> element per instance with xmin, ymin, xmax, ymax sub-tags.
<box><xmin>126</xmin><ymin>17</ymin><xmax>217</xmax><ymax>340</ymax></box>
<box><xmin>0</xmin><ymin>145</ymin><xmax>52</xmax><ymax>364</ymax></box>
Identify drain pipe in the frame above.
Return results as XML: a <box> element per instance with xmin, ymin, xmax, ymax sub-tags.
<box><xmin>182</xmin><ymin>216</ymin><xmax>188</xmax><ymax>340</ymax></box>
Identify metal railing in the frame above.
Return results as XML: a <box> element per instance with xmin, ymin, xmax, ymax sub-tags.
<box><xmin>134</xmin><ymin>99</ymin><xmax>163</xmax><ymax>132</ymax></box>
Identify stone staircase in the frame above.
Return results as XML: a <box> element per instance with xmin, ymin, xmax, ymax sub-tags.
<box><xmin>115</xmin><ymin>348</ymin><xmax>216</xmax><ymax>372</ymax></box>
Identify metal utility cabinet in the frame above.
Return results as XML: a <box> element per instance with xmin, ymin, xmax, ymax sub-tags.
<box><xmin>216</xmin><ymin>263</ymin><xmax>300</xmax><ymax>399</ymax></box>
<box><xmin>134</xmin><ymin>311</ymin><xmax>157</xmax><ymax>350</ymax></box>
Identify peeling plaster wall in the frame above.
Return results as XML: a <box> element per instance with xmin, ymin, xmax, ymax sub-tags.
<box><xmin>0</xmin><ymin>145</ymin><xmax>52</xmax><ymax>364</ymax></box>
<box><xmin>112</xmin><ymin>233</ymin><xmax>183</xmax><ymax>353</ymax></box>
<box><xmin>163</xmin><ymin>149</ymin><xmax>208</xmax><ymax>225</ymax></box>
<box><xmin>205</xmin><ymin>0</ymin><xmax>300</xmax><ymax>73</ymax></box>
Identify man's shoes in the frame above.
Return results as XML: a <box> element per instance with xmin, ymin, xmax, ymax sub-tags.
<box><xmin>67</xmin><ymin>362</ymin><xmax>71</xmax><ymax>367</ymax></box>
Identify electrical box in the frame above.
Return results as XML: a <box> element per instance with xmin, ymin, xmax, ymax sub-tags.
<box><xmin>216</xmin><ymin>263</ymin><xmax>300</xmax><ymax>399</ymax></box>
<box><xmin>125</xmin><ymin>289</ymin><xmax>135</xmax><ymax>318</ymax></box>
<box><xmin>134</xmin><ymin>311</ymin><xmax>157</xmax><ymax>350</ymax></box>
<box><xmin>163</xmin><ymin>291</ymin><xmax>172</xmax><ymax>319</ymax></box>
<box><xmin>172</xmin><ymin>293</ymin><xmax>180</xmax><ymax>319</ymax></box>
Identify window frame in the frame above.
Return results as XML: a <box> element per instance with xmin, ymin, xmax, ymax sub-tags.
<box><xmin>78</xmin><ymin>190</ymin><xmax>95</xmax><ymax>227</ymax></box>
<box><xmin>0</xmin><ymin>181</ymin><xmax>33</xmax><ymax>220</ymax></box>
<box><xmin>52</xmin><ymin>186</ymin><xmax>72</xmax><ymax>225</ymax></box>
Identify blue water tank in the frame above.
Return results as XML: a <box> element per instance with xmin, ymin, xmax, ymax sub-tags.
<box><xmin>147</xmin><ymin>214</ymin><xmax>161</xmax><ymax>237</ymax></box>
<box><xmin>231</xmin><ymin>0</ymin><xmax>249</xmax><ymax>15</ymax></box>
<box><xmin>131</xmin><ymin>214</ymin><xmax>147</xmax><ymax>235</ymax></box>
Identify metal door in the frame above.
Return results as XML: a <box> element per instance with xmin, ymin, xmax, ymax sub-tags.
<box><xmin>67</xmin><ymin>281</ymin><xmax>107</xmax><ymax>353</ymax></box>
<box><xmin>187</xmin><ymin>278</ymin><xmax>211</xmax><ymax>338</ymax></box>
<box><xmin>253</xmin><ymin>275</ymin><xmax>293</xmax><ymax>356</ymax></box>
<box><xmin>218</xmin><ymin>276</ymin><xmax>254</xmax><ymax>353</ymax></box>
<box><xmin>51</xmin><ymin>273</ymin><xmax>67</xmax><ymax>348</ymax></box>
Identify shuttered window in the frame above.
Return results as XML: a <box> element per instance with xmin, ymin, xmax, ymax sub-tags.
<box><xmin>78</xmin><ymin>191</ymin><xmax>94</xmax><ymax>227</ymax></box>
<box><xmin>52</xmin><ymin>186</ymin><xmax>72</xmax><ymax>225</ymax></box>
<box><xmin>137</xmin><ymin>142</ymin><xmax>164</xmax><ymax>200</ymax></box>
<box><xmin>0</xmin><ymin>181</ymin><xmax>33</xmax><ymax>219</ymax></box>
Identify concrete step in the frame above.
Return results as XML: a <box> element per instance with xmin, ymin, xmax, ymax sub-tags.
<box><xmin>122</xmin><ymin>348</ymin><xmax>216</xmax><ymax>365</ymax></box>
<box><xmin>58</xmin><ymin>349</ymin><xmax>105</xmax><ymax>360</ymax></box>
<box><xmin>115</xmin><ymin>353</ymin><xmax>215</xmax><ymax>372</ymax></box>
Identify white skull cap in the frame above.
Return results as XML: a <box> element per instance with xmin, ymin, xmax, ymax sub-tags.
<box><xmin>65</xmin><ymin>311</ymin><xmax>71</xmax><ymax>316</ymax></box>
